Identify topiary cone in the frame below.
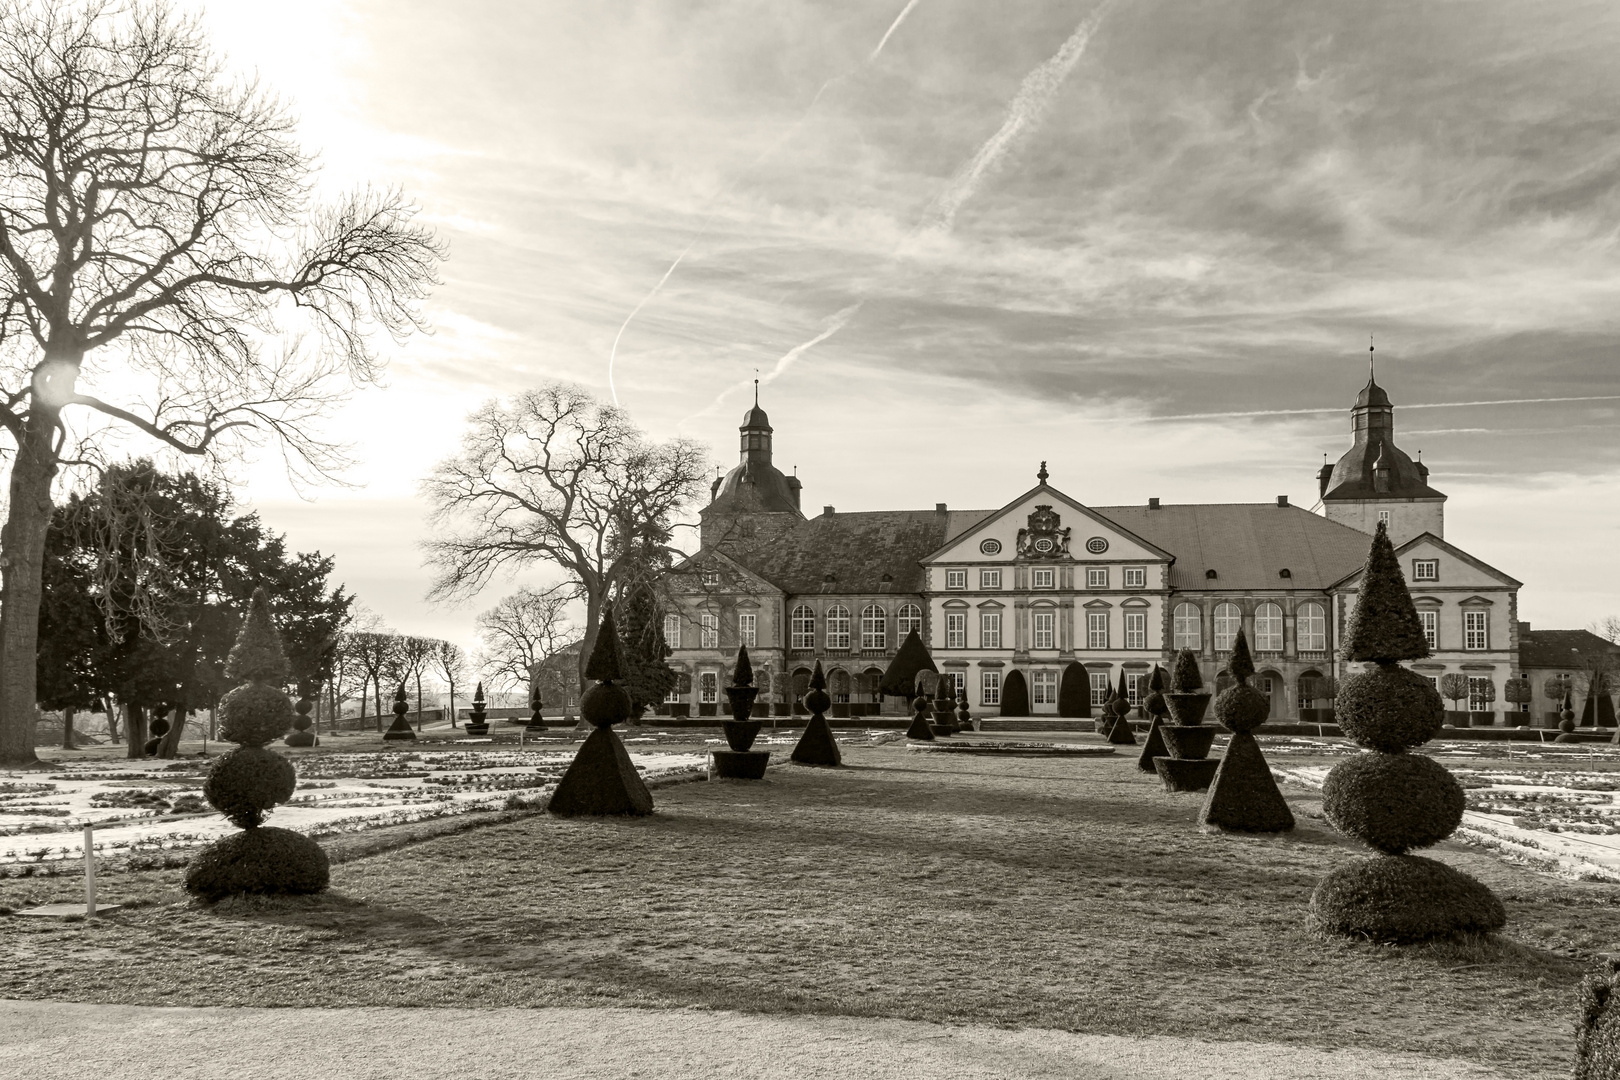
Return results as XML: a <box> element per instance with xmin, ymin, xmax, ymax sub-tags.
<box><xmin>1201</xmin><ymin>629</ymin><xmax>1290</xmax><ymax>831</ymax></box>
<box><xmin>383</xmin><ymin>682</ymin><xmax>417</xmax><ymax>741</ymax></box>
<box><xmin>792</xmin><ymin>660</ymin><xmax>841</xmax><ymax>766</ymax></box>
<box><xmin>1106</xmin><ymin>670</ymin><xmax>1136</xmax><ymax>745</ymax></box>
<box><xmin>549</xmin><ymin>610</ymin><xmax>652</xmax><ymax>816</ymax></box>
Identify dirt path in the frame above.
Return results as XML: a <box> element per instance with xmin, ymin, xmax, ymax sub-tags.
<box><xmin>2</xmin><ymin>1000</ymin><xmax>1514</xmax><ymax>1079</ymax></box>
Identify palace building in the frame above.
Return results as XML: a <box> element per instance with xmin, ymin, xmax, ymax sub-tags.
<box><xmin>661</xmin><ymin>376</ymin><xmax>1524</xmax><ymax>720</ymax></box>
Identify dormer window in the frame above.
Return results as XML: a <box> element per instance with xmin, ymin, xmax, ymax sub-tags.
<box><xmin>1412</xmin><ymin>559</ymin><xmax>1438</xmax><ymax>582</ymax></box>
<box><xmin>701</xmin><ymin>570</ymin><xmax>721</xmax><ymax>587</ymax></box>
<box><xmin>1378</xmin><ymin>510</ymin><xmax>1391</xmax><ymax>525</ymax></box>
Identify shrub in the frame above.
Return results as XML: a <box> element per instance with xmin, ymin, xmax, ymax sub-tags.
<box><xmin>224</xmin><ymin>588</ymin><xmax>289</xmax><ymax>684</ymax></box>
<box><xmin>1340</xmin><ymin>521</ymin><xmax>1429</xmax><ymax>662</ymax></box>
<box><xmin>880</xmin><ymin>629</ymin><xmax>938</xmax><ymax>697</ymax></box>
<box><xmin>1311</xmin><ymin>855</ymin><xmax>1506</xmax><ymax>942</ymax></box>
<box><xmin>1000</xmin><ymin>670</ymin><xmax>1030</xmax><ymax>717</ymax></box>
<box><xmin>1198</xmin><ymin>731</ymin><xmax>1293</xmax><ymax>832</ymax></box>
<box><xmin>217</xmin><ymin>681</ymin><xmax>295</xmax><ymax>748</ymax></box>
<box><xmin>203</xmin><ymin>746</ymin><xmax>297</xmax><ymax>828</ymax></box>
<box><xmin>1576</xmin><ymin>961</ymin><xmax>1620</xmax><ymax>1080</ymax></box>
<box><xmin>183</xmin><ymin>826</ymin><xmax>329</xmax><ymax>902</ymax></box>
<box><xmin>1169</xmin><ymin>649</ymin><xmax>1203</xmax><ymax>692</ymax></box>
<box><xmin>1321</xmin><ymin>752</ymin><xmax>1464</xmax><ymax>854</ymax></box>
<box><xmin>1058</xmin><ymin>661</ymin><xmax>1091</xmax><ymax>718</ymax></box>
<box><xmin>1336</xmin><ymin>663</ymin><xmax>1444</xmax><ymax>751</ymax></box>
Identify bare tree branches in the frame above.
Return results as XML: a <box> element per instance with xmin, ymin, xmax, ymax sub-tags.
<box><xmin>475</xmin><ymin>585</ymin><xmax>576</xmax><ymax>693</ymax></box>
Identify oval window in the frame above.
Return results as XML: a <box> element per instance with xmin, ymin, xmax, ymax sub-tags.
<box><xmin>1086</xmin><ymin>537</ymin><xmax>1109</xmax><ymax>554</ymax></box>
<box><xmin>979</xmin><ymin>539</ymin><xmax>1002</xmax><ymax>555</ymax></box>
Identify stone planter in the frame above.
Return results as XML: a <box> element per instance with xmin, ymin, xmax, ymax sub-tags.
<box><xmin>832</xmin><ymin>703</ymin><xmax>850</xmax><ymax>719</ymax></box>
<box><xmin>1443</xmin><ymin>710</ymin><xmax>1469</xmax><ymax>727</ymax></box>
<box><xmin>1470</xmin><ymin>711</ymin><xmax>1496</xmax><ymax>727</ymax></box>
<box><xmin>670</xmin><ymin>703</ymin><xmax>690</xmax><ymax>718</ymax></box>
<box><xmin>698</xmin><ymin>703</ymin><xmax>717</xmax><ymax>717</ymax></box>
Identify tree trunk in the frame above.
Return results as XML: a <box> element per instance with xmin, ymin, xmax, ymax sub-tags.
<box><xmin>61</xmin><ymin>706</ymin><xmax>76</xmax><ymax>750</ymax></box>
<box><xmin>105</xmin><ymin>697</ymin><xmax>121</xmax><ymax>742</ymax></box>
<box><xmin>0</xmin><ymin>398</ymin><xmax>65</xmax><ymax>767</ymax></box>
<box><xmin>448</xmin><ymin>680</ymin><xmax>456</xmax><ymax>728</ymax></box>
<box><xmin>415</xmin><ymin>672</ymin><xmax>423</xmax><ymax>732</ymax></box>
<box><xmin>157</xmin><ymin>706</ymin><xmax>186</xmax><ymax>758</ymax></box>
<box><xmin>126</xmin><ymin>703</ymin><xmax>149</xmax><ymax>759</ymax></box>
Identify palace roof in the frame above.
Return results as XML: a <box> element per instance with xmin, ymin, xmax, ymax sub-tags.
<box><xmin>1519</xmin><ymin>629</ymin><xmax>1620</xmax><ymax>670</ymax></box>
<box><xmin>732</xmin><ymin>509</ymin><xmax>990</xmax><ymax>595</ymax></box>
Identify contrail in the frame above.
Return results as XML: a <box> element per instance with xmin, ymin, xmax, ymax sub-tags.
<box><xmin>923</xmin><ymin>0</ymin><xmax>1115</xmax><ymax>232</ymax></box>
<box><xmin>688</xmin><ymin>303</ymin><xmax>866</xmax><ymax>425</ymax></box>
<box><xmin>1132</xmin><ymin>394</ymin><xmax>1620</xmax><ymax>423</ymax></box>
<box><xmin>607</xmin><ymin>0</ymin><xmax>927</xmax><ymax>405</ymax></box>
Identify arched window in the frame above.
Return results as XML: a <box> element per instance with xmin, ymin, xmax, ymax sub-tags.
<box><xmin>1254</xmin><ymin>602</ymin><xmax>1284</xmax><ymax>652</ymax></box>
<box><xmin>826</xmin><ymin>604</ymin><xmax>851</xmax><ymax>650</ymax></box>
<box><xmin>1297</xmin><ymin>602</ymin><xmax>1326</xmax><ymax>652</ymax></box>
<box><xmin>1172</xmin><ymin>603</ymin><xmax>1201</xmax><ymax>650</ymax></box>
<box><xmin>860</xmin><ymin>604</ymin><xmax>887</xmax><ymax>650</ymax></box>
<box><xmin>791</xmin><ymin>605</ymin><xmax>816</xmax><ymax>649</ymax></box>
<box><xmin>897</xmin><ymin>603</ymin><xmax>922</xmax><ymax>637</ymax></box>
<box><xmin>1213</xmin><ymin>603</ymin><xmax>1242</xmax><ymax>652</ymax></box>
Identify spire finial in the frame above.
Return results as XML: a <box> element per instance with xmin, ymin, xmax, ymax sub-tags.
<box><xmin>754</xmin><ymin>375</ymin><xmax>759</xmax><ymax>406</ymax></box>
<box><xmin>1368</xmin><ymin>334</ymin><xmax>1375</xmax><ymax>380</ymax></box>
<box><xmin>1037</xmin><ymin>461</ymin><xmax>1049</xmax><ymax>484</ymax></box>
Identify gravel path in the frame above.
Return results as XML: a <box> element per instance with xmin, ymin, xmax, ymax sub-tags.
<box><xmin>2</xmin><ymin>1000</ymin><xmax>1516</xmax><ymax>1079</ymax></box>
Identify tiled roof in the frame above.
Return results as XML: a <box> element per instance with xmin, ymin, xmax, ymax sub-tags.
<box><xmin>1520</xmin><ymin>629</ymin><xmax>1620</xmax><ymax>670</ymax></box>
<box><xmin>1321</xmin><ymin>435</ymin><xmax>1445</xmax><ymax>501</ymax></box>
<box><xmin>734</xmin><ymin>509</ymin><xmax>974</xmax><ymax>595</ymax></box>
<box><xmin>1089</xmin><ymin>503</ymin><xmax>1376</xmax><ymax>592</ymax></box>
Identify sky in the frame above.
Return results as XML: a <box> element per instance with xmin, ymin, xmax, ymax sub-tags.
<box><xmin>165</xmin><ymin>0</ymin><xmax>1620</xmax><ymax>655</ymax></box>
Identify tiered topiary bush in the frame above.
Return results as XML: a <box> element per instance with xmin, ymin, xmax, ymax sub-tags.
<box><xmin>713</xmin><ymin>645</ymin><xmax>770</xmax><ymax>779</ymax></box>
<box><xmin>1104</xmin><ymin>670</ymin><xmax>1136</xmax><ymax>745</ymax></box>
<box><xmin>284</xmin><ymin>687</ymin><xmax>315</xmax><ymax>747</ymax></box>
<box><xmin>1557</xmin><ymin>690</ymin><xmax>1580</xmax><ymax>744</ymax></box>
<box><xmin>1576</xmin><ymin>959</ymin><xmax>1620</xmax><ymax>1080</ymax></box>
<box><xmin>547</xmin><ymin>611</ymin><xmax>654</xmax><ymax>816</ymax></box>
<box><xmin>1135</xmin><ymin>665</ymin><xmax>1170</xmax><ymax>773</ymax></box>
<box><xmin>791</xmin><ymin>661</ymin><xmax>841</xmax><ymax>766</ymax></box>
<box><xmin>905</xmin><ymin>671</ymin><xmax>938</xmax><ymax>741</ymax></box>
<box><xmin>1199</xmin><ymin>628</ymin><xmax>1292</xmax><ymax>832</ymax></box>
<box><xmin>1311</xmin><ymin>521</ymin><xmax>1504</xmax><ymax>941</ymax></box>
<box><xmin>383</xmin><ymin>682</ymin><xmax>416</xmax><ymax>741</ymax></box>
<box><xmin>1000</xmin><ymin>669</ymin><xmax>1031</xmax><ymax>718</ymax></box>
<box><xmin>1058</xmin><ymin>661</ymin><xmax>1091</xmax><ymax>719</ymax></box>
<box><xmin>184</xmin><ymin>588</ymin><xmax>328</xmax><ymax>902</ymax></box>
<box><xmin>463</xmin><ymin>682</ymin><xmax>490</xmax><ymax>736</ymax></box>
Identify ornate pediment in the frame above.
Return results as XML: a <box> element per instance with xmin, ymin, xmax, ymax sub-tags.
<box><xmin>1016</xmin><ymin>504</ymin><xmax>1071</xmax><ymax>559</ymax></box>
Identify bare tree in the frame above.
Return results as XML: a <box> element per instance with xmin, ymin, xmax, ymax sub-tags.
<box><xmin>431</xmin><ymin>638</ymin><xmax>466</xmax><ymax>727</ymax></box>
<box><xmin>343</xmin><ymin>630</ymin><xmax>401</xmax><ymax>734</ymax></box>
<box><xmin>1593</xmin><ymin>617</ymin><xmax>1620</xmax><ymax>646</ymax></box>
<box><xmin>397</xmin><ymin>634</ymin><xmax>435</xmax><ymax>729</ymax></box>
<box><xmin>0</xmin><ymin>3</ymin><xmax>443</xmax><ymax>765</ymax></box>
<box><xmin>475</xmin><ymin>585</ymin><xmax>574</xmax><ymax>694</ymax></box>
<box><xmin>423</xmin><ymin>382</ymin><xmax>706</xmax><ymax>688</ymax></box>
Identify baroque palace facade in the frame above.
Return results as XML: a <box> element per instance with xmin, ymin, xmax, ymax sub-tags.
<box><xmin>660</xmin><ymin>376</ymin><xmax>1523</xmax><ymax>720</ymax></box>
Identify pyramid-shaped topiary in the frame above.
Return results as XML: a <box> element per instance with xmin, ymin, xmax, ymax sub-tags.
<box><xmin>1136</xmin><ymin>665</ymin><xmax>1170</xmax><ymax>773</ymax></box>
<box><xmin>548</xmin><ymin>610</ymin><xmax>654</xmax><ymax>816</ymax></box>
<box><xmin>1105</xmin><ymin>669</ymin><xmax>1136</xmax><ymax>745</ymax></box>
<box><xmin>184</xmin><ymin>587</ymin><xmax>328</xmax><ymax>902</ymax></box>
<box><xmin>1058</xmin><ymin>661</ymin><xmax>1091</xmax><ymax>718</ymax></box>
<box><xmin>1199</xmin><ymin>628</ymin><xmax>1292</xmax><ymax>831</ymax></box>
<box><xmin>880</xmin><ymin>628</ymin><xmax>938</xmax><ymax>698</ymax></box>
<box><xmin>1311</xmin><ymin>522</ymin><xmax>1503</xmax><ymax>941</ymax></box>
<box><xmin>1000</xmin><ymin>669</ymin><xmax>1031</xmax><ymax>718</ymax></box>
<box><xmin>792</xmin><ymin>661</ymin><xmax>842</xmax><ymax>766</ymax></box>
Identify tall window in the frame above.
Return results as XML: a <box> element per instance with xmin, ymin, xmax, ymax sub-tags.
<box><xmin>1126</xmin><ymin>673</ymin><xmax>1144</xmax><ymax>706</ymax></box>
<box><xmin>1413</xmin><ymin>559</ymin><xmax>1438</xmax><ymax>581</ymax></box>
<box><xmin>699</xmin><ymin>672</ymin><xmax>718</xmax><ymax>703</ymax></box>
<box><xmin>946</xmin><ymin>613</ymin><xmax>966</xmax><ymax>649</ymax></box>
<box><xmin>1418</xmin><ymin>610</ymin><xmax>1438</xmax><ymax>651</ymax></box>
<box><xmin>1468</xmin><ymin>676</ymin><xmax>1493</xmax><ymax>711</ymax></box>
<box><xmin>1087</xmin><ymin>612</ymin><xmax>1108</xmax><ymax>650</ymax></box>
<box><xmin>1124</xmin><ymin>567</ymin><xmax>1146</xmax><ymax>589</ymax></box>
<box><xmin>826</xmin><ymin>605</ymin><xmax>851</xmax><ymax>650</ymax></box>
<box><xmin>663</xmin><ymin>614</ymin><xmax>682</xmax><ymax>649</ymax></box>
<box><xmin>980</xmin><ymin>612</ymin><xmax>1001</xmax><ymax>649</ymax></box>
<box><xmin>1124</xmin><ymin>611</ymin><xmax>1146</xmax><ymax>650</ymax></box>
<box><xmin>1033</xmin><ymin>611</ymin><xmax>1055</xmax><ymax>649</ymax></box>
<box><xmin>860</xmin><ymin>605</ymin><xmax>887</xmax><ymax>650</ymax></box>
<box><xmin>1172</xmin><ymin>603</ymin><xmax>1202</xmax><ymax>650</ymax></box>
<box><xmin>980</xmin><ymin>569</ymin><xmax>1001</xmax><ymax>589</ymax></box>
<box><xmin>1378</xmin><ymin>510</ymin><xmax>1390</xmax><ymax>525</ymax></box>
<box><xmin>1464</xmin><ymin>610</ymin><xmax>1489</xmax><ymax>650</ymax></box>
<box><xmin>981</xmin><ymin>670</ymin><xmax>1001</xmax><ymax>705</ymax></box>
<box><xmin>946</xmin><ymin>569</ymin><xmax>967</xmax><ymax>590</ymax></box>
<box><xmin>1213</xmin><ymin>603</ymin><xmax>1242</xmax><ymax>652</ymax></box>
<box><xmin>1087</xmin><ymin>567</ymin><xmax>1108</xmax><ymax>588</ymax></box>
<box><xmin>791</xmin><ymin>605</ymin><xmax>815</xmax><ymax>649</ymax></box>
<box><xmin>897</xmin><ymin>604</ymin><xmax>922</xmax><ymax>637</ymax></box>
<box><xmin>701</xmin><ymin>612</ymin><xmax>719</xmax><ymax>649</ymax></box>
<box><xmin>1032</xmin><ymin>670</ymin><xmax>1057</xmax><ymax>705</ymax></box>
<box><xmin>1254</xmin><ymin>603</ymin><xmax>1284</xmax><ymax>652</ymax></box>
<box><xmin>738</xmin><ymin>613</ymin><xmax>756</xmax><ymax>648</ymax></box>
<box><xmin>1032</xmin><ymin>568</ymin><xmax>1054</xmax><ymax>589</ymax></box>
<box><xmin>1296</xmin><ymin>603</ymin><xmax>1326</xmax><ymax>652</ymax></box>
<box><xmin>1089</xmin><ymin>672</ymin><xmax>1110</xmax><ymax>706</ymax></box>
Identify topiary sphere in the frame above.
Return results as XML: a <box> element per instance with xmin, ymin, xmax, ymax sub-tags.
<box><xmin>803</xmin><ymin>686</ymin><xmax>831</xmax><ymax>714</ymax></box>
<box><xmin>580</xmin><ymin>680</ymin><xmax>632</xmax><ymax>727</ymax></box>
<box><xmin>1311</xmin><ymin>854</ymin><xmax>1505</xmax><ymax>942</ymax></box>
<box><xmin>1336</xmin><ymin>662</ymin><xmax>1444</xmax><ymax>752</ymax></box>
<box><xmin>1214</xmin><ymin>683</ymin><xmax>1269</xmax><ymax>732</ymax></box>
<box><xmin>1322</xmin><ymin>752</ymin><xmax>1464</xmax><ymax>854</ymax></box>
<box><xmin>217</xmin><ymin>681</ymin><xmax>295</xmax><ymax>747</ymax></box>
<box><xmin>183</xmin><ymin>825</ymin><xmax>329</xmax><ymax>902</ymax></box>
<box><xmin>204</xmin><ymin>746</ymin><xmax>297</xmax><ymax>828</ymax></box>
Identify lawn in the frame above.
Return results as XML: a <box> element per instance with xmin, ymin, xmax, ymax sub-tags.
<box><xmin>1</xmin><ymin>737</ymin><xmax>1609</xmax><ymax>1079</ymax></box>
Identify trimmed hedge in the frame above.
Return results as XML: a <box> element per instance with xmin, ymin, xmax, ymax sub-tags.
<box><xmin>880</xmin><ymin>629</ymin><xmax>938</xmax><ymax>697</ymax></box>
<box><xmin>184</xmin><ymin>825</ymin><xmax>329</xmax><ymax>902</ymax></box>
<box><xmin>547</xmin><ymin>725</ymin><xmax>654</xmax><ymax>816</ymax></box>
<box><xmin>1336</xmin><ymin>662</ymin><xmax>1445</xmax><ymax>751</ymax></box>
<box><xmin>1311</xmin><ymin>854</ymin><xmax>1506</xmax><ymax>942</ymax></box>
<box><xmin>1199</xmin><ymin>731</ymin><xmax>1294</xmax><ymax>833</ymax></box>
<box><xmin>1576</xmin><ymin>961</ymin><xmax>1620</xmax><ymax>1080</ymax></box>
<box><xmin>1340</xmin><ymin>521</ymin><xmax>1430</xmax><ymax>663</ymax></box>
<box><xmin>1135</xmin><ymin>715</ymin><xmax>1167</xmax><ymax>772</ymax></box>
<box><xmin>1058</xmin><ymin>661</ymin><xmax>1091</xmax><ymax>718</ymax></box>
<box><xmin>584</xmin><ymin>609</ymin><xmax>626</xmax><ymax>680</ymax></box>
<box><xmin>1322</xmin><ymin>752</ymin><xmax>1464</xmax><ymax>854</ymax></box>
<box><xmin>1214</xmin><ymin>683</ymin><xmax>1269</xmax><ymax>732</ymax></box>
<box><xmin>1000</xmin><ymin>670</ymin><xmax>1030</xmax><ymax>717</ymax></box>
<box><xmin>791</xmin><ymin>713</ymin><xmax>842</xmax><ymax>766</ymax></box>
<box><xmin>1169</xmin><ymin>649</ymin><xmax>1203</xmax><ymax>692</ymax></box>
<box><xmin>217</xmin><ymin>681</ymin><xmax>295</xmax><ymax>748</ymax></box>
<box><xmin>203</xmin><ymin>746</ymin><xmax>297</xmax><ymax>829</ymax></box>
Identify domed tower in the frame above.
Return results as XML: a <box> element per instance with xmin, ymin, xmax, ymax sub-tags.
<box><xmin>699</xmin><ymin>388</ymin><xmax>804</xmax><ymax>549</ymax></box>
<box><xmin>1318</xmin><ymin>369</ymin><xmax>1445</xmax><ymax>545</ymax></box>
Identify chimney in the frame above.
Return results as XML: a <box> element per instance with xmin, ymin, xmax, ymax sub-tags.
<box><xmin>935</xmin><ymin>502</ymin><xmax>947</xmax><ymax>513</ymax></box>
<box><xmin>822</xmin><ymin>505</ymin><xmax>835</xmax><ymax>517</ymax></box>
<box><xmin>1276</xmin><ymin>495</ymin><xmax>1288</xmax><ymax>507</ymax></box>
<box><xmin>1148</xmin><ymin>497</ymin><xmax>1160</xmax><ymax>510</ymax></box>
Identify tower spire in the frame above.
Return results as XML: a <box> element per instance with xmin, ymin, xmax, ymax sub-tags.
<box><xmin>1369</xmin><ymin>335</ymin><xmax>1375</xmax><ymax>381</ymax></box>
